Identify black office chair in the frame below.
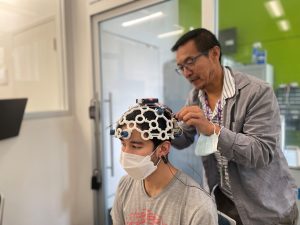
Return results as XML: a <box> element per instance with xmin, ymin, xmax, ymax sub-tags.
<box><xmin>0</xmin><ymin>193</ymin><xmax>4</xmax><ymax>225</ymax></box>
<box><xmin>218</xmin><ymin>211</ymin><xmax>236</xmax><ymax>225</ymax></box>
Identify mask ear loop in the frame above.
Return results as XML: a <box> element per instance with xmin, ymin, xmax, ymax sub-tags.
<box><xmin>209</xmin><ymin>121</ymin><xmax>223</xmax><ymax>136</ymax></box>
<box><xmin>211</xmin><ymin>122</ymin><xmax>217</xmax><ymax>135</ymax></box>
<box><xmin>156</xmin><ymin>140</ymin><xmax>169</xmax><ymax>164</ymax></box>
<box><xmin>153</xmin><ymin>142</ymin><xmax>170</xmax><ymax>164</ymax></box>
<box><xmin>150</xmin><ymin>144</ymin><xmax>163</xmax><ymax>166</ymax></box>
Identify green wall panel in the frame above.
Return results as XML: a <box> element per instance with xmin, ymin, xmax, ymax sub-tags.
<box><xmin>219</xmin><ymin>0</ymin><xmax>300</xmax><ymax>88</ymax></box>
<box><xmin>178</xmin><ymin>0</ymin><xmax>201</xmax><ymax>32</ymax></box>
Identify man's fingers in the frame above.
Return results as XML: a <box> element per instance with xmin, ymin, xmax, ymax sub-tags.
<box><xmin>176</xmin><ymin>105</ymin><xmax>202</xmax><ymax>121</ymax></box>
<box><xmin>183</xmin><ymin>118</ymin><xmax>201</xmax><ymax>127</ymax></box>
<box><xmin>182</xmin><ymin>111</ymin><xmax>201</xmax><ymax>123</ymax></box>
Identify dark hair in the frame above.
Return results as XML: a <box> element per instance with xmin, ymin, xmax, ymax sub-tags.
<box><xmin>171</xmin><ymin>28</ymin><xmax>222</xmax><ymax>62</ymax></box>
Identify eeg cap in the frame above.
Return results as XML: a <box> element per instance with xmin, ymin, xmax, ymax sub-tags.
<box><xmin>110</xmin><ymin>98</ymin><xmax>182</xmax><ymax>141</ymax></box>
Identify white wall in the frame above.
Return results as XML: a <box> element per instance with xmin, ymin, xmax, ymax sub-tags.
<box><xmin>0</xmin><ymin>0</ymin><xmax>94</xmax><ymax>225</ymax></box>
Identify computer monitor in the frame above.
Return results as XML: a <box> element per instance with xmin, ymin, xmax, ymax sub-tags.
<box><xmin>0</xmin><ymin>98</ymin><xmax>28</xmax><ymax>140</ymax></box>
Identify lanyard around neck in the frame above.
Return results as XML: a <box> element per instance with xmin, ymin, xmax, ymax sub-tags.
<box><xmin>204</xmin><ymin>93</ymin><xmax>222</xmax><ymax>125</ymax></box>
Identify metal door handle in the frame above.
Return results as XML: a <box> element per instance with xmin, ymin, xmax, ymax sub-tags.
<box><xmin>105</xmin><ymin>92</ymin><xmax>114</xmax><ymax>176</ymax></box>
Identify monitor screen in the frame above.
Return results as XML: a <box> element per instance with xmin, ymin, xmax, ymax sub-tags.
<box><xmin>0</xmin><ymin>98</ymin><xmax>28</xmax><ymax>140</ymax></box>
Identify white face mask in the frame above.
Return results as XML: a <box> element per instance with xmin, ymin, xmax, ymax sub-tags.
<box><xmin>120</xmin><ymin>150</ymin><xmax>161</xmax><ymax>180</ymax></box>
<box><xmin>194</xmin><ymin>124</ymin><xmax>219</xmax><ymax>156</ymax></box>
<box><xmin>195</xmin><ymin>133</ymin><xmax>218</xmax><ymax>156</ymax></box>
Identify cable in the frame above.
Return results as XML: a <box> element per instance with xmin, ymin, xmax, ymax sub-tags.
<box><xmin>166</xmin><ymin>163</ymin><xmax>212</xmax><ymax>198</ymax></box>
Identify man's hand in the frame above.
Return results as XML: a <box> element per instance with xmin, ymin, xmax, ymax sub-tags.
<box><xmin>176</xmin><ymin>105</ymin><xmax>220</xmax><ymax>136</ymax></box>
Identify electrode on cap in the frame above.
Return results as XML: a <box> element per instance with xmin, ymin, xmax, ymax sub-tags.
<box><xmin>136</xmin><ymin>98</ymin><xmax>158</xmax><ymax>105</ymax></box>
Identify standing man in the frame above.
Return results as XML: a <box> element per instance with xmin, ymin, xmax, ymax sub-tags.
<box><xmin>171</xmin><ymin>28</ymin><xmax>298</xmax><ymax>225</ymax></box>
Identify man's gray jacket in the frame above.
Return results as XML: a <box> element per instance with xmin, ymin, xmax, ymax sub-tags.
<box><xmin>172</xmin><ymin>68</ymin><xmax>297</xmax><ymax>225</ymax></box>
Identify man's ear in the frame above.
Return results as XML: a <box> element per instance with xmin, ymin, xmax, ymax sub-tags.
<box><xmin>209</xmin><ymin>45</ymin><xmax>220</xmax><ymax>62</ymax></box>
<box><xmin>157</xmin><ymin>141</ymin><xmax>171</xmax><ymax>158</ymax></box>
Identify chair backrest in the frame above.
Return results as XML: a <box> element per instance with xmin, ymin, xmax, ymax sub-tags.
<box><xmin>218</xmin><ymin>211</ymin><xmax>236</xmax><ymax>225</ymax></box>
<box><xmin>0</xmin><ymin>193</ymin><xmax>4</xmax><ymax>225</ymax></box>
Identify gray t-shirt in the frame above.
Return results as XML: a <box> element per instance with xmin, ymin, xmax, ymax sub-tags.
<box><xmin>111</xmin><ymin>171</ymin><xmax>218</xmax><ymax>225</ymax></box>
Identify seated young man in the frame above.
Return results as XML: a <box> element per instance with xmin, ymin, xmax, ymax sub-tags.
<box><xmin>110</xmin><ymin>99</ymin><xmax>218</xmax><ymax>225</ymax></box>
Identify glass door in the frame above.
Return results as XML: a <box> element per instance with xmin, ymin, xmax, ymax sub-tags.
<box><xmin>92</xmin><ymin>1</ymin><xmax>206</xmax><ymax>224</ymax></box>
<box><xmin>91</xmin><ymin>0</ymin><xmax>185</xmax><ymax>224</ymax></box>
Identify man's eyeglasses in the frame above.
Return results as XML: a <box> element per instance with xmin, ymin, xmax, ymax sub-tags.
<box><xmin>175</xmin><ymin>52</ymin><xmax>207</xmax><ymax>75</ymax></box>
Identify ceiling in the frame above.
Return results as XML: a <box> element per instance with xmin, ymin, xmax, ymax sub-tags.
<box><xmin>101</xmin><ymin>0</ymin><xmax>180</xmax><ymax>48</ymax></box>
<box><xmin>1</xmin><ymin>0</ymin><xmax>298</xmax><ymax>44</ymax></box>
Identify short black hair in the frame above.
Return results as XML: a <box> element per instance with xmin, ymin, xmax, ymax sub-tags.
<box><xmin>171</xmin><ymin>28</ymin><xmax>222</xmax><ymax>62</ymax></box>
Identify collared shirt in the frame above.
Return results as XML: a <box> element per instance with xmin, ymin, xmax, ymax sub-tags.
<box><xmin>198</xmin><ymin>67</ymin><xmax>235</xmax><ymax>198</ymax></box>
